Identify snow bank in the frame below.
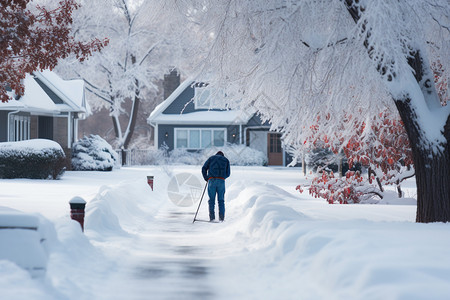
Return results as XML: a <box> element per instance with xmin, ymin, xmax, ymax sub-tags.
<box><xmin>0</xmin><ymin>261</ymin><xmax>51</xmax><ymax>300</ymax></box>
<box><xmin>2</xmin><ymin>215</ymin><xmax>118</xmax><ymax>300</ymax></box>
<box><xmin>225</xmin><ymin>181</ymin><xmax>308</xmax><ymax>250</ymax></box>
<box><xmin>219</xmin><ymin>181</ymin><xmax>450</xmax><ymax>299</ymax></box>
<box><xmin>85</xmin><ymin>178</ymin><xmax>162</xmax><ymax>239</ymax></box>
<box><xmin>0</xmin><ymin>207</ymin><xmax>57</xmax><ymax>279</ymax></box>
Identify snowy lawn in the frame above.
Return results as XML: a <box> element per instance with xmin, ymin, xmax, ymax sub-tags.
<box><xmin>0</xmin><ymin>165</ymin><xmax>449</xmax><ymax>300</ymax></box>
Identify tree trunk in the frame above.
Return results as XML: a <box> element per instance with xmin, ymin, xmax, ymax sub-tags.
<box><xmin>302</xmin><ymin>152</ymin><xmax>307</xmax><ymax>176</ymax></box>
<box><xmin>120</xmin><ymin>80</ymin><xmax>140</xmax><ymax>166</ymax></box>
<box><xmin>112</xmin><ymin>114</ymin><xmax>120</xmax><ymax>141</ymax></box>
<box><xmin>395</xmin><ymin>99</ymin><xmax>450</xmax><ymax>222</ymax></box>
<box><xmin>344</xmin><ymin>0</ymin><xmax>450</xmax><ymax>222</ymax></box>
<box><xmin>123</xmin><ymin>92</ymin><xmax>140</xmax><ymax>150</ymax></box>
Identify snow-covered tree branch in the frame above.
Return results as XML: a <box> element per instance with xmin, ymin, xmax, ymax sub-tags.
<box><xmin>173</xmin><ymin>0</ymin><xmax>450</xmax><ymax>222</ymax></box>
<box><xmin>56</xmin><ymin>0</ymin><xmax>201</xmax><ymax>153</ymax></box>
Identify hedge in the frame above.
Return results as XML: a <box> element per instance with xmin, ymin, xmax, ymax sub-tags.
<box><xmin>0</xmin><ymin>140</ymin><xmax>66</xmax><ymax>179</ymax></box>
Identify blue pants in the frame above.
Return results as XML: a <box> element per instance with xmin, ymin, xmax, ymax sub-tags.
<box><xmin>208</xmin><ymin>179</ymin><xmax>225</xmax><ymax>221</ymax></box>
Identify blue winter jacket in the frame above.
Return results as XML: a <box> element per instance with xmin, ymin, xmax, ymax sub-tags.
<box><xmin>202</xmin><ymin>154</ymin><xmax>231</xmax><ymax>181</ymax></box>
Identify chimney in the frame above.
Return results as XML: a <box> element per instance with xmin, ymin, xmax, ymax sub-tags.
<box><xmin>163</xmin><ymin>69</ymin><xmax>180</xmax><ymax>100</ymax></box>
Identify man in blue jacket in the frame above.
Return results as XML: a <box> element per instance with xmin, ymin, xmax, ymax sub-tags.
<box><xmin>202</xmin><ymin>151</ymin><xmax>230</xmax><ymax>222</ymax></box>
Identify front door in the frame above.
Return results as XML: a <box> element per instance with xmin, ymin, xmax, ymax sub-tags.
<box><xmin>268</xmin><ymin>133</ymin><xmax>283</xmax><ymax>166</ymax></box>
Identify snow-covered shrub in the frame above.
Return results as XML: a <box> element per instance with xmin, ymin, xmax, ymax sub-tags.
<box><xmin>203</xmin><ymin>144</ymin><xmax>267</xmax><ymax>166</ymax></box>
<box><xmin>158</xmin><ymin>143</ymin><xmax>267</xmax><ymax>166</ymax></box>
<box><xmin>169</xmin><ymin>148</ymin><xmax>203</xmax><ymax>165</ymax></box>
<box><xmin>72</xmin><ymin>135</ymin><xmax>118</xmax><ymax>171</ymax></box>
<box><xmin>0</xmin><ymin>139</ymin><xmax>66</xmax><ymax>179</ymax></box>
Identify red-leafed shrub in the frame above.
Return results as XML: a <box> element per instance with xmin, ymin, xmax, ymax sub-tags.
<box><xmin>299</xmin><ymin>110</ymin><xmax>414</xmax><ymax>203</ymax></box>
<box><xmin>297</xmin><ymin>170</ymin><xmax>383</xmax><ymax>204</ymax></box>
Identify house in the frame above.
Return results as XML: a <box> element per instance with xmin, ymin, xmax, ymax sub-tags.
<box><xmin>0</xmin><ymin>70</ymin><xmax>88</xmax><ymax>163</ymax></box>
<box><xmin>147</xmin><ymin>73</ymin><xmax>292</xmax><ymax>166</ymax></box>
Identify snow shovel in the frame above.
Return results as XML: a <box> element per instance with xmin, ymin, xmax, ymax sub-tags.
<box><xmin>192</xmin><ymin>181</ymin><xmax>208</xmax><ymax>223</ymax></box>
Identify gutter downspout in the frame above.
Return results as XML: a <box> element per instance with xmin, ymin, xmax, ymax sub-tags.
<box><xmin>7</xmin><ymin>110</ymin><xmax>20</xmax><ymax>141</ymax></box>
<box><xmin>239</xmin><ymin>124</ymin><xmax>243</xmax><ymax>145</ymax></box>
<box><xmin>74</xmin><ymin>115</ymin><xmax>79</xmax><ymax>145</ymax></box>
<box><xmin>67</xmin><ymin>112</ymin><xmax>71</xmax><ymax>148</ymax></box>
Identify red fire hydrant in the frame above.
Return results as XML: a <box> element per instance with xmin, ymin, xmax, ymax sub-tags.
<box><xmin>69</xmin><ymin>196</ymin><xmax>86</xmax><ymax>232</ymax></box>
<box><xmin>147</xmin><ymin>176</ymin><xmax>154</xmax><ymax>190</ymax></box>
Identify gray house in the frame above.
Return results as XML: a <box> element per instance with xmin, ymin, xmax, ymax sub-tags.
<box><xmin>147</xmin><ymin>75</ymin><xmax>291</xmax><ymax>166</ymax></box>
<box><xmin>0</xmin><ymin>70</ymin><xmax>88</xmax><ymax>163</ymax></box>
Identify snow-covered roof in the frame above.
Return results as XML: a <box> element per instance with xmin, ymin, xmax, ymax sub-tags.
<box><xmin>148</xmin><ymin>79</ymin><xmax>254</xmax><ymax>126</ymax></box>
<box><xmin>148</xmin><ymin>79</ymin><xmax>194</xmax><ymax>122</ymax></box>
<box><xmin>1</xmin><ymin>74</ymin><xmax>59</xmax><ymax>113</ymax></box>
<box><xmin>0</xmin><ymin>70</ymin><xmax>87</xmax><ymax>115</ymax></box>
<box><xmin>151</xmin><ymin>109</ymin><xmax>254</xmax><ymax>125</ymax></box>
<box><xmin>36</xmin><ymin>70</ymin><xmax>88</xmax><ymax>114</ymax></box>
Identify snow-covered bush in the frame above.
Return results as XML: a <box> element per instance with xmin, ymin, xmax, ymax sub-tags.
<box><xmin>148</xmin><ymin>143</ymin><xmax>267</xmax><ymax>166</ymax></box>
<box><xmin>203</xmin><ymin>144</ymin><xmax>267</xmax><ymax>166</ymax></box>
<box><xmin>0</xmin><ymin>139</ymin><xmax>66</xmax><ymax>179</ymax></box>
<box><xmin>169</xmin><ymin>148</ymin><xmax>204</xmax><ymax>165</ymax></box>
<box><xmin>72</xmin><ymin>135</ymin><xmax>118</xmax><ymax>171</ymax></box>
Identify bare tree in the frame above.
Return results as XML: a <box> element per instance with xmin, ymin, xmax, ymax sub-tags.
<box><xmin>57</xmin><ymin>0</ymin><xmax>198</xmax><ymax>156</ymax></box>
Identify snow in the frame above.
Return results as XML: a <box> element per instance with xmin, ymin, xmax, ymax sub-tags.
<box><xmin>0</xmin><ymin>74</ymin><xmax>59</xmax><ymax>113</ymax></box>
<box><xmin>72</xmin><ymin>135</ymin><xmax>118</xmax><ymax>171</ymax></box>
<box><xmin>158</xmin><ymin>144</ymin><xmax>267</xmax><ymax>166</ymax></box>
<box><xmin>387</xmin><ymin>71</ymin><xmax>449</xmax><ymax>153</ymax></box>
<box><xmin>69</xmin><ymin>196</ymin><xmax>86</xmax><ymax>205</ymax></box>
<box><xmin>38</xmin><ymin>70</ymin><xmax>86</xmax><ymax>111</ymax></box>
<box><xmin>0</xmin><ymin>207</ymin><xmax>39</xmax><ymax>228</ymax></box>
<box><xmin>0</xmin><ymin>71</ymin><xmax>87</xmax><ymax>114</ymax></box>
<box><xmin>0</xmin><ymin>139</ymin><xmax>63</xmax><ymax>153</ymax></box>
<box><xmin>148</xmin><ymin>78</ymin><xmax>254</xmax><ymax>126</ymax></box>
<box><xmin>0</xmin><ymin>165</ymin><xmax>449</xmax><ymax>299</ymax></box>
<box><xmin>153</xmin><ymin>110</ymin><xmax>253</xmax><ymax>125</ymax></box>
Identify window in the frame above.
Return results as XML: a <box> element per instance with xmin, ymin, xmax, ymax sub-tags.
<box><xmin>193</xmin><ymin>85</ymin><xmax>226</xmax><ymax>110</ymax></box>
<box><xmin>10</xmin><ymin>115</ymin><xmax>30</xmax><ymax>141</ymax></box>
<box><xmin>175</xmin><ymin>128</ymin><xmax>227</xmax><ymax>149</ymax></box>
<box><xmin>269</xmin><ymin>133</ymin><xmax>282</xmax><ymax>153</ymax></box>
<box><xmin>213</xmin><ymin>130</ymin><xmax>225</xmax><ymax>147</ymax></box>
<box><xmin>189</xmin><ymin>130</ymin><xmax>200</xmax><ymax>148</ymax></box>
<box><xmin>201</xmin><ymin>130</ymin><xmax>211</xmax><ymax>148</ymax></box>
<box><xmin>176</xmin><ymin>130</ymin><xmax>188</xmax><ymax>148</ymax></box>
<box><xmin>194</xmin><ymin>87</ymin><xmax>212</xmax><ymax>109</ymax></box>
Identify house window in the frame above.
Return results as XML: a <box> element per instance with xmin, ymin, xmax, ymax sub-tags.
<box><xmin>176</xmin><ymin>129</ymin><xmax>188</xmax><ymax>148</ymax></box>
<box><xmin>213</xmin><ymin>130</ymin><xmax>225</xmax><ymax>147</ymax></box>
<box><xmin>194</xmin><ymin>86</ymin><xmax>212</xmax><ymax>109</ymax></box>
<box><xmin>189</xmin><ymin>130</ymin><xmax>200</xmax><ymax>148</ymax></box>
<box><xmin>11</xmin><ymin>115</ymin><xmax>30</xmax><ymax>141</ymax></box>
<box><xmin>175</xmin><ymin>128</ymin><xmax>227</xmax><ymax>149</ymax></box>
<box><xmin>201</xmin><ymin>130</ymin><xmax>212</xmax><ymax>148</ymax></box>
